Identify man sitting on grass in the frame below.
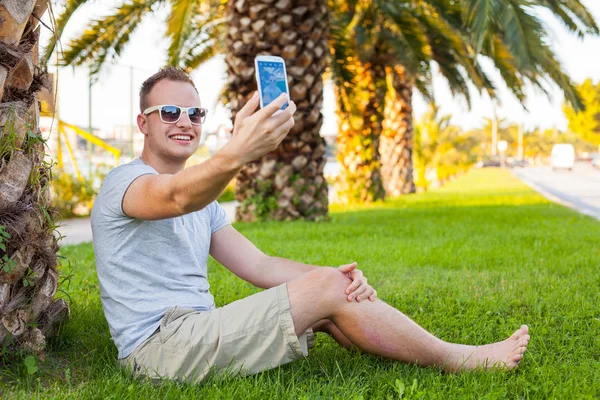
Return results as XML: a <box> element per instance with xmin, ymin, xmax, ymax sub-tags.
<box><xmin>91</xmin><ymin>67</ymin><xmax>530</xmax><ymax>383</ymax></box>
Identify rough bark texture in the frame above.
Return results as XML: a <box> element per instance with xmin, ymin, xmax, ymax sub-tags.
<box><xmin>334</xmin><ymin>51</ymin><xmax>386</xmax><ymax>204</ymax></box>
<box><xmin>225</xmin><ymin>0</ymin><xmax>329</xmax><ymax>221</ymax></box>
<box><xmin>0</xmin><ymin>0</ymin><xmax>69</xmax><ymax>358</ymax></box>
<box><xmin>380</xmin><ymin>65</ymin><xmax>416</xmax><ymax>197</ymax></box>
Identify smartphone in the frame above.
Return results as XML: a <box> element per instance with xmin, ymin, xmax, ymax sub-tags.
<box><xmin>254</xmin><ymin>55</ymin><xmax>290</xmax><ymax>114</ymax></box>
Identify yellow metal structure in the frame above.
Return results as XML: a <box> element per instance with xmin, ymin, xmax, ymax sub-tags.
<box><xmin>60</xmin><ymin>128</ymin><xmax>83</xmax><ymax>181</ymax></box>
<box><xmin>56</xmin><ymin>121</ymin><xmax>121</xmax><ymax>180</ymax></box>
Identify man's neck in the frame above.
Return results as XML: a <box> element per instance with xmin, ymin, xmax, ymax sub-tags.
<box><xmin>139</xmin><ymin>151</ymin><xmax>186</xmax><ymax>174</ymax></box>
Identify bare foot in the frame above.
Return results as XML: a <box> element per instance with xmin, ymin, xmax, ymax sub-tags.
<box><xmin>446</xmin><ymin>325</ymin><xmax>530</xmax><ymax>371</ymax></box>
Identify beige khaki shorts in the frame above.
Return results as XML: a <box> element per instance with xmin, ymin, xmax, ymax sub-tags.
<box><xmin>119</xmin><ymin>283</ymin><xmax>314</xmax><ymax>383</ymax></box>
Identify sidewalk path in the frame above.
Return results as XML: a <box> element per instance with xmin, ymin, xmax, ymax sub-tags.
<box><xmin>55</xmin><ymin>201</ymin><xmax>239</xmax><ymax>246</ymax></box>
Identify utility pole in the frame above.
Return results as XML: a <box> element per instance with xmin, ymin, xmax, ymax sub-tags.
<box><xmin>518</xmin><ymin>124</ymin><xmax>523</xmax><ymax>160</ymax></box>
<box><xmin>56</xmin><ymin>72</ymin><xmax>62</xmax><ymax>169</ymax></box>
<box><xmin>491</xmin><ymin>102</ymin><xmax>498</xmax><ymax>157</ymax></box>
<box><xmin>88</xmin><ymin>68</ymin><xmax>93</xmax><ymax>179</ymax></box>
<box><xmin>130</xmin><ymin>65</ymin><xmax>135</xmax><ymax>159</ymax></box>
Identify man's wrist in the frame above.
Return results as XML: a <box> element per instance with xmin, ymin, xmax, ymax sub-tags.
<box><xmin>213</xmin><ymin>146</ymin><xmax>246</xmax><ymax>170</ymax></box>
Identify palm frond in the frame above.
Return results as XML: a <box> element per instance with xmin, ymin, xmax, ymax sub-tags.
<box><xmin>380</xmin><ymin>29</ymin><xmax>431</xmax><ymax>90</ymax></box>
<box><xmin>182</xmin><ymin>42</ymin><xmax>219</xmax><ymax>72</ymax></box>
<box><xmin>436</xmin><ymin>61</ymin><xmax>472</xmax><ymax>107</ymax></box>
<box><xmin>499</xmin><ymin>1</ymin><xmax>540</xmax><ymax>71</ymax></box>
<box><xmin>42</xmin><ymin>0</ymin><xmax>89</xmax><ymax>65</ymax></box>
<box><xmin>485</xmin><ymin>36</ymin><xmax>524</xmax><ymax>102</ymax></box>
<box><xmin>61</xmin><ymin>0</ymin><xmax>164</xmax><ymax>76</ymax></box>
<box><xmin>461</xmin><ymin>0</ymin><xmax>498</xmax><ymax>52</ymax></box>
<box><xmin>380</xmin><ymin>1</ymin><xmax>432</xmax><ymax>73</ymax></box>
<box><xmin>166</xmin><ymin>0</ymin><xmax>204</xmax><ymax>66</ymax></box>
<box><xmin>329</xmin><ymin>3</ymin><xmax>361</xmax><ymax>113</ymax></box>
<box><xmin>538</xmin><ymin>0</ymin><xmax>599</xmax><ymax>36</ymax></box>
<box><xmin>527</xmin><ymin>40</ymin><xmax>583</xmax><ymax>109</ymax></box>
<box><xmin>177</xmin><ymin>1</ymin><xmax>225</xmax><ymax>70</ymax></box>
<box><xmin>415</xmin><ymin>1</ymin><xmax>494</xmax><ymax>101</ymax></box>
<box><xmin>180</xmin><ymin>18</ymin><xmax>226</xmax><ymax>72</ymax></box>
<box><xmin>498</xmin><ymin>1</ymin><xmax>582</xmax><ymax>109</ymax></box>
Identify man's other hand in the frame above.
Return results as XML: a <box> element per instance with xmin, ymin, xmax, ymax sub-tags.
<box><xmin>338</xmin><ymin>262</ymin><xmax>377</xmax><ymax>303</ymax></box>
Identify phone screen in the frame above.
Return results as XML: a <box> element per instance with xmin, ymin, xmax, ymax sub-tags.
<box><xmin>256</xmin><ymin>60</ymin><xmax>289</xmax><ymax>110</ymax></box>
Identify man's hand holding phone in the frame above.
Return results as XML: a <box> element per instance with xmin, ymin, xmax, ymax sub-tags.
<box><xmin>220</xmin><ymin>91</ymin><xmax>295</xmax><ymax>167</ymax></box>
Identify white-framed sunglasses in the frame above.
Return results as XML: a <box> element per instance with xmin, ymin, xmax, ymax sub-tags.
<box><xmin>143</xmin><ymin>105</ymin><xmax>208</xmax><ymax>125</ymax></box>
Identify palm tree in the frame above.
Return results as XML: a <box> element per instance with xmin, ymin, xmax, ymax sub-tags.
<box><xmin>332</xmin><ymin>0</ymin><xmax>493</xmax><ymax>202</ymax></box>
<box><xmin>0</xmin><ymin>0</ymin><xmax>70</xmax><ymax>356</ymax></box>
<box><xmin>337</xmin><ymin>0</ymin><xmax>598</xmax><ymax>201</ymax></box>
<box><xmin>381</xmin><ymin>65</ymin><xmax>416</xmax><ymax>196</ymax></box>
<box><xmin>414</xmin><ymin>103</ymin><xmax>480</xmax><ymax>189</ymax></box>
<box><xmin>224</xmin><ymin>0</ymin><xmax>330</xmax><ymax>221</ymax></box>
<box><xmin>330</xmin><ymin>47</ymin><xmax>387</xmax><ymax>203</ymax></box>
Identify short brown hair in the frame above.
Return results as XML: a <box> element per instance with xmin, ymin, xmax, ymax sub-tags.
<box><xmin>139</xmin><ymin>67</ymin><xmax>198</xmax><ymax>112</ymax></box>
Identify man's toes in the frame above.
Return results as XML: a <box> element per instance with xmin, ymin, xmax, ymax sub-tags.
<box><xmin>510</xmin><ymin>328</ymin><xmax>530</xmax><ymax>343</ymax></box>
<box><xmin>510</xmin><ymin>328</ymin><xmax>526</xmax><ymax>340</ymax></box>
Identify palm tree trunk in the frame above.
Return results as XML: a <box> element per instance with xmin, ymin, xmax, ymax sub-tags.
<box><xmin>380</xmin><ymin>65</ymin><xmax>416</xmax><ymax>196</ymax></box>
<box><xmin>0</xmin><ymin>0</ymin><xmax>69</xmax><ymax>357</ymax></box>
<box><xmin>225</xmin><ymin>0</ymin><xmax>329</xmax><ymax>221</ymax></box>
<box><xmin>334</xmin><ymin>53</ymin><xmax>386</xmax><ymax>203</ymax></box>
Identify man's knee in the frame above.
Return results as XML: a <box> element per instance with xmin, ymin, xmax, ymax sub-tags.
<box><xmin>302</xmin><ymin>267</ymin><xmax>352</xmax><ymax>301</ymax></box>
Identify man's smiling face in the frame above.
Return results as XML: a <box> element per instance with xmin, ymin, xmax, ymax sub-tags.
<box><xmin>139</xmin><ymin>79</ymin><xmax>203</xmax><ymax>164</ymax></box>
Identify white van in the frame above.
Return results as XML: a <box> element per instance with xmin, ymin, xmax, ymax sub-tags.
<box><xmin>551</xmin><ymin>144</ymin><xmax>575</xmax><ymax>171</ymax></box>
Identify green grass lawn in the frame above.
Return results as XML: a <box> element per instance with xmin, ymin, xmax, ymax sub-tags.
<box><xmin>2</xmin><ymin>169</ymin><xmax>599</xmax><ymax>399</ymax></box>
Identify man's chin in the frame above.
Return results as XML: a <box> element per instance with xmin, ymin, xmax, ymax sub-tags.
<box><xmin>173</xmin><ymin>148</ymin><xmax>198</xmax><ymax>162</ymax></box>
<box><xmin>171</xmin><ymin>152</ymin><xmax>194</xmax><ymax>162</ymax></box>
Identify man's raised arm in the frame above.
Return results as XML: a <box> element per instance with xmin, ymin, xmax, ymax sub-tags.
<box><xmin>123</xmin><ymin>93</ymin><xmax>295</xmax><ymax>220</ymax></box>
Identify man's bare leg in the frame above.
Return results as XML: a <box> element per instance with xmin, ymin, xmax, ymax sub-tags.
<box><xmin>312</xmin><ymin>319</ymin><xmax>354</xmax><ymax>349</ymax></box>
<box><xmin>290</xmin><ymin>268</ymin><xmax>530</xmax><ymax>371</ymax></box>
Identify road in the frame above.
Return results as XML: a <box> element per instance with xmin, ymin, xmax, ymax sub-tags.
<box><xmin>512</xmin><ymin>162</ymin><xmax>600</xmax><ymax>220</ymax></box>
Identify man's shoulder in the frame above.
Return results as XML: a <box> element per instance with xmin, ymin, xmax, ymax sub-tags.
<box><xmin>106</xmin><ymin>158</ymin><xmax>153</xmax><ymax>177</ymax></box>
<box><xmin>101</xmin><ymin>159</ymin><xmax>156</xmax><ymax>188</ymax></box>
<box><xmin>92</xmin><ymin>159</ymin><xmax>156</xmax><ymax>220</ymax></box>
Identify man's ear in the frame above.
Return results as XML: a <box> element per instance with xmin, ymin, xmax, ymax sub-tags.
<box><xmin>137</xmin><ymin>114</ymin><xmax>148</xmax><ymax>136</ymax></box>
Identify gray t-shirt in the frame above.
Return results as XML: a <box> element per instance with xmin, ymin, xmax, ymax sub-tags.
<box><xmin>91</xmin><ymin>159</ymin><xmax>230</xmax><ymax>359</ymax></box>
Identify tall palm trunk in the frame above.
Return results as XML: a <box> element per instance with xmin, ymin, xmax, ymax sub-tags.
<box><xmin>0</xmin><ymin>0</ymin><xmax>69</xmax><ymax>357</ymax></box>
<box><xmin>335</xmin><ymin>51</ymin><xmax>386</xmax><ymax>203</ymax></box>
<box><xmin>225</xmin><ymin>0</ymin><xmax>329</xmax><ymax>221</ymax></box>
<box><xmin>380</xmin><ymin>65</ymin><xmax>416</xmax><ymax>196</ymax></box>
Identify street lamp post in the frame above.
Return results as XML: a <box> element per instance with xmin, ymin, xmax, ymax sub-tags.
<box><xmin>130</xmin><ymin>65</ymin><xmax>135</xmax><ymax>159</ymax></box>
<box><xmin>518</xmin><ymin>124</ymin><xmax>523</xmax><ymax>161</ymax></box>
<box><xmin>491</xmin><ymin>101</ymin><xmax>498</xmax><ymax>157</ymax></box>
<box><xmin>88</xmin><ymin>68</ymin><xmax>93</xmax><ymax>179</ymax></box>
<box><xmin>498</xmin><ymin>140</ymin><xmax>508</xmax><ymax>167</ymax></box>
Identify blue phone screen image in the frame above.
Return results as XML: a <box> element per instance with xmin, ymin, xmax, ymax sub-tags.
<box><xmin>257</xmin><ymin>61</ymin><xmax>289</xmax><ymax>110</ymax></box>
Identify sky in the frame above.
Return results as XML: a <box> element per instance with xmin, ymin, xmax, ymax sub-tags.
<box><xmin>40</xmin><ymin>0</ymin><xmax>600</xmax><ymax>136</ymax></box>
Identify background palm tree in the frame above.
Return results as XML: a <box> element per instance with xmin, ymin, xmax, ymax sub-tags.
<box><xmin>413</xmin><ymin>103</ymin><xmax>480</xmax><ymax>189</ymax></box>
<box><xmin>334</xmin><ymin>0</ymin><xmax>598</xmax><ymax>202</ymax></box>
<box><xmin>329</xmin><ymin>3</ymin><xmax>388</xmax><ymax>203</ymax></box>
<box><xmin>0</xmin><ymin>0</ymin><xmax>70</xmax><ymax>356</ymax></box>
<box><xmin>224</xmin><ymin>0</ymin><xmax>330</xmax><ymax>221</ymax></box>
<box><xmin>331</xmin><ymin>0</ymin><xmax>493</xmax><ymax>202</ymax></box>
